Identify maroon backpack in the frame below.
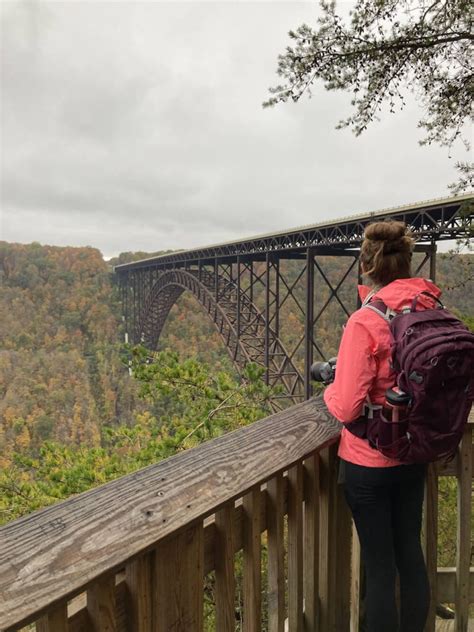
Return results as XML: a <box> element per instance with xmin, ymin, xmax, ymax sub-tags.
<box><xmin>347</xmin><ymin>291</ymin><xmax>474</xmax><ymax>463</ymax></box>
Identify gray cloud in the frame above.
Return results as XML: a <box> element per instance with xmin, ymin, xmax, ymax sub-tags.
<box><xmin>0</xmin><ymin>1</ymin><xmax>467</xmax><ymax>258</ymax></box>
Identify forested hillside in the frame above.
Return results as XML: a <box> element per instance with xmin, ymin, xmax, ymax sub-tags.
<box><xmin>1</xmin><ymin>241</ymin><xmax>472</xmax><ymax>461</ymax></box>
<box><xmin>0</xmin><ymin>242</ymin><xmax>140</xmax><ymax>465</ymax></box>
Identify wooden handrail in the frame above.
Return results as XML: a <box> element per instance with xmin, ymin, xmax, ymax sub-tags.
<box><xmin>0</xmin><ymin>402</ymin><xmax>472</xmax><ymax>631</ymax></box>
<box><xmin>0</xmin><ymin>397</ymin><xmax>340</xmax><ymax>630</ymax></box>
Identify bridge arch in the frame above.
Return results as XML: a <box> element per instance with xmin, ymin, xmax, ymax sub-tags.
<box><xmin>137</xmin><ymin>268</ymin><xmax>304</xmax><ymax>404</ymax></box>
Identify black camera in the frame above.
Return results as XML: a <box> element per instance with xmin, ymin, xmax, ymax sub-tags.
<box><xmin>310</xmin><ymin>357</ymin><xmax>337</xmax><ymax>384</ymax></box>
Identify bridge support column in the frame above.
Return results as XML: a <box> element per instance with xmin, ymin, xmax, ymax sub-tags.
<box><xmin>249</xmin><ymin>261</ymin><xmax>254</xmax><ymax>306</ymax></box>
<box><xmin>263</xmin><ymin>255</ymin><xmax>280</xmax><ymax>388</ymax></box>
<box><xmin>356</xmin><ymin>254</ymin><xmax>363</xmax><ymax>309</ymax></box>
<box><xmin>132</xmin><ymin>271</ymin><xmax>137</xmax><ymax>344</ymax></box>
<box><xmin>305</xmin><ymin>248</ymin><xmax>315</xmax><ymax>400</ymax></box>
<box><xmin>273</xmin><ymin>258</ymin><xmax>280</xmax><ymax>342</ymax></box>
<box><xmin>265</xmin><ymin>253</ymin><xmax>270</xmax><ymax>386</ymax></box>
<box><xmin>429</xmin><ymin>241</ymin><xmax>437</xmax><ymax>282</ymax></box>
<box><xmin>236</xmin><ymin>256</ymin><xmax>241</xmax><ymax>339</ymax></box>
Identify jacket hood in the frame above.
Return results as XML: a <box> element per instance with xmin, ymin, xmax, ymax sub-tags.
<box><xmin>358</xmin><ymin>277</ymin><xmax>442</xmax><ymax>311</ymax></box>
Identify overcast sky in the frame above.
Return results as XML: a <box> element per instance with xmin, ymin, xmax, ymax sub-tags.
<box><xmin>1</xmin><ymin>1</ymin><xmax>469</xmax><ymax>258</ymax></box>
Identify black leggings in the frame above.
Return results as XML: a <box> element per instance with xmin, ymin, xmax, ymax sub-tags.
<box><xmin>342</xmin><ymin>460</ymin><xmax>430</xmax><ymax>632</ymax></box>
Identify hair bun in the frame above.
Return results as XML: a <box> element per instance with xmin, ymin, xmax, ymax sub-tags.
<box><xmin>360</xmin><ymin>220</ymin><xmax>414</xmax><ymax>285</ymax></box>
<box><xmin>364</xmin><ymin>221</ymin><xmax>406</xmax><ymax>242</ymax></box>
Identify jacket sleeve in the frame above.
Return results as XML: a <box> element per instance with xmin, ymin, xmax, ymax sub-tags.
<box><xmin>323</xmin><ymin>315</ymin><xmax>378</xmax><ymax>423</ymax></box>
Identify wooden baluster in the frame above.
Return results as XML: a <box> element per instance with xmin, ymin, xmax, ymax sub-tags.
<box><xmin>125</xmin><ymin>552</ymin><xmax>153</xmax><ymax>632</ymax></box>
<box><xmin>215</xmin><ymin>504</ymin><xmax>236</xmax><ymax>632</ymax></box>
<box><xmin>154</xmin><ymin>523</ymin><xmax>204</xmax><ymax>632</ymax></box>
<box><xmin>318</xmin><ymin>444</ymin><xmax>338</xmax><ymax>632</ymax></box>
<box><xmin>335</xmin><ymin>479</ymin><xmax>352</xmax><ymax>631</ymax></box>
<box><xmin>87</xmin><ymin>576</ymin><xmax>117</xmax><ymax>632</ymax></box>
<box><xmin>304</xmin><ymin>453</ymin><xmax>320</xmax><ymax>632</ymax></box>
<box><xmin>423</xmin><ymin>463</ymin><xmax>438</xmax><ymax>632</ymax></box>
<box><xmin>350</xmin><ymin>522</ymin><xmax>361</xmax><ymax>632</ymax></box>
<box><xmin>36</xmin><ymin>603</ymin><xmax>68</xmax><ymax>632</ymax></box>
<box><xmin>243</xmin><ymin>486</ymin><xmax>261</xmax><ymax>632</ymax></box>
<box><xmin>455</xmin><ymin>424</ymin><xmax>472</xmax><ymax>632</ymax></box>
<box><xmin>267</xmin><ymin>473</ymin><xmax>285</xmax><ymax>632</ymax></box>
<box><xmin>288</xmin><ymin>462</ymin><xmax>304</xmax><ymax>631</ymax></box>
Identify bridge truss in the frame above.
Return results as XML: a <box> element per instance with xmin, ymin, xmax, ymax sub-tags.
<box><xmin>115</xmin><ymin>194</ymin><xmax>473</xmax><ymax>407</ymax></box>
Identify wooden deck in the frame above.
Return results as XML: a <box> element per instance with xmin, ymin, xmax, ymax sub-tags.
<box><xmin>0</xmin><ymin>398</ymin><xmax>472</xmax><ymax>632</ymax></box>
<box><xmin>436</xmin><ymin>619</ymin><xmax>474</xmax><ymax>631</ymax></box>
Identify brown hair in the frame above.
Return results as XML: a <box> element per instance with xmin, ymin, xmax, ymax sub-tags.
<box><xmin>360</xmin><ymin>220</ymin><xmax>414</xmax><ymax>286</ymax></box>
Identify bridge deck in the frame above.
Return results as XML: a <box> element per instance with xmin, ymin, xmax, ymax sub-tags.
<box><xmin>114</xmin><ymin>193</ymin><xmax>473</xmax><ymax>271</ymax></box>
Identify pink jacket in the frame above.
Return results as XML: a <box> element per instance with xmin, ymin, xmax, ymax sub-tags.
<box><xmin>323</xmin><ymin>277</ymin><xmax>442</xmax><ymax>467</ymax></box>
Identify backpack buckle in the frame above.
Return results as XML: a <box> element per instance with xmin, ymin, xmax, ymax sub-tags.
<box><xmin>409</xmin><ymin>371</ymin><xmax>424</xmax><ymax>384</ymax></box>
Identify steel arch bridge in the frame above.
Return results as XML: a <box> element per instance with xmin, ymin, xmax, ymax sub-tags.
<box><xmin>115</xmin><ymin>194</ymin><xmax>473</xmax><ymax>406</ymax></box>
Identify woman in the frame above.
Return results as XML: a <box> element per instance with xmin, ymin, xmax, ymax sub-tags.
<box><xmin>324</xmin><ymin>220</ymin><xmax>435</xmax><ymax>632</ymax></box>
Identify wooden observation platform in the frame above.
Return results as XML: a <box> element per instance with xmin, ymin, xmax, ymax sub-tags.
<box><xmin>0</xmin><ymin>398</ymin><xmax>472</xmax><ymax>632</ymax></box>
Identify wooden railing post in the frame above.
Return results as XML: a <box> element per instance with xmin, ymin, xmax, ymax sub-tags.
<box><xmin>318</xmin><ymin>444</ymin><xmax>338</xmax><ymax>631</ymax></box>
<box><xmin>350</xmin><ymin>522</ymin><xmax>362</xmax><ymax>632</ymax></box>
<box><xmin>87</xmin><ymin>576</ymin><xmax>117</xmax><ymax>632</ymax></box>
<box><xmin>36</xmin><ymin>604</ymin><xmax>68</xmax><ymax>632</ymax></box>
<box><xmin>423</xmin><ymin>463</ymin><xmax>438</xmax><ymax>632</ymax></box>
<box><xmin>267</xmin><ymin>473</ymin><xmax>285</xmax><ymax>632</ymax></box>
<box><xmin>154</xmin><ymin>523</ymin><xmax>204</xmax><ymax>632</ymax></box>
<box><xmin>243</xmin><ymin>486</ymin><xmax>262</xmax><ymax>632</ymax></box>
<box><xmin>215</xmin><ymin>504</ymin><xmax>236</xmax><ymax>632</ymax></box>
<box><xmin>288</xmin><ymin>463</ymin><xmax>304</xmax><ymax>631</ymax></box>
<box><xmin>125</xmin><ymin>553</ymin><xmax>153</xmax><ymax>632</ymax></box>
<box><xmin>304</xmin><ymin>453</ymin><xmax>320</xmax><ymax>632</ymax></box>
<box><xmin>335</xmin><ymin>479</ymin><xmax>352</xmax><ymax>631</ymax></box>
<box><xmin>455</xmin><ymin>423</ymin><xmax>473</xmax><ymax>632</ymax></box>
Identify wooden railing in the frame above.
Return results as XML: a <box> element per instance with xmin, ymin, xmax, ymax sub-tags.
<box><xmin>0</xmin><ymin>398</ymin><xmax>472</xmax><ymax>632</ymax></box>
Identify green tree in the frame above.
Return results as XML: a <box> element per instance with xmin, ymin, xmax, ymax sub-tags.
<box><xmin>264</xmin><ymin>0</ymin><xmax>473</xmax><ymax>190</ymax></box>
<box><xmin>0</xmin><ymin>349</ymin><xmax>275</xmax><ymax>524</ymax></box>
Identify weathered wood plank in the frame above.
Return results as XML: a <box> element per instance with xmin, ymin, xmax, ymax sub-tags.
<box><xmin>0</xmin><ymin>397</ymin><xmax>340</xmax><ymax>631</ymax></box>
<box><xmin>267</xmin><ymin>474</ymin><xmax>285</xmax><ymax>632</ymax></box>
<box><xmin>215</xmin><ymin>504</ymin><xmax>236</xmax><ymax>632</ymax></box>
<box><xmin>303</xmin><ymin>454</ymin><xmax>320</xmax><ymax>632</ymax></box>
<box><xmin>288</xmin><ymin>463</ymin><xmax>303</xmax><ymax>631</ymax></box>
<box><xmin>125</xmin><ymin>553</ymin><xmax>153</xmax><ymax>632</ymax></box>
<box><xmin>87</xmin><ymin>576</ymin><xmax>117</xmax><ymax>632</ymax></box>
<box><xmin>36</xmin><ymin>603</ymin><xmax>68</xmax><ymax>632</ymax></box>
<box><xmin>424</xmin><ymin>463</ymin><xmax>439</xmax><ymax>632</ymax></box>
<box><xmin>243</xmin><ymin>486</ymin><xmax>261</xmax><ymax>632</ymax></box>
<box><xmin>154</xmin><ymin>523</ymin><xmax>204</xmax><ymax>632</ymax></box>
<box><xmin>455</xmin><ymin>425</ymin><xmax>472</xmax><ymax>632</ymax></box>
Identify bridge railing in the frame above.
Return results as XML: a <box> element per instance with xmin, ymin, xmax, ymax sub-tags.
<box><xmin>0</xmin><ymin>399</ymin><xmax>472</xmax><ymax>632</ymax></box>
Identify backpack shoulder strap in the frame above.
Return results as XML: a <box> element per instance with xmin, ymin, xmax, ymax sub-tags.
<box><xmin>364</xmin><ymin>301</ymin><xmax>392</xmax><ymax>322</ymax></box>
<box><xmin>362</xmin><ymin>297</ymin><xmax>397</xmax><ymax>323</ymax></box>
